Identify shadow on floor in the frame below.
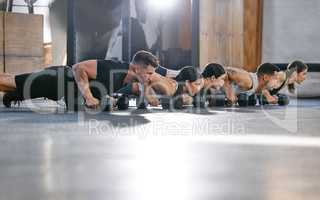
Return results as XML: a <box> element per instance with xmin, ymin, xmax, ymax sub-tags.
<box><xmin>130</xmin><ymin>107</ymin><xmax>220</xmax><ymax>116</ymax></box>
<box><xmin>0</xmin><ymin>110</ymin><xmax>151</xmax><ymax>128</ymax></box>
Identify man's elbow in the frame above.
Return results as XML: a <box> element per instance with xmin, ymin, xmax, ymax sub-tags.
<box><xmin>72</xmin><ymin>64</ymin><xmax>86</xmax><ymax>77</ymax></box>
<box><xmin>72</xmin><ymin>63</ymin><xmax>82</xmax><ymax>72</ymax></box>
<box><xmin>72</xmin><ymin>60</ymin><xmax>97</xmax><ymax>80</ymax></box>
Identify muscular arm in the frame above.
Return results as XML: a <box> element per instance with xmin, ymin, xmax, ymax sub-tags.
<box><xmin>262</xmin><ymin>89</ymin><xmax>278</xmax><ymax>104</ymax></box>
<box><xmin>148</xmin><ymin>73</ymin><xmax>177</xmax><ymax>96</ymax></box>
<box><xmin>131</xmin><ymin>73</ymin><xmax>178</xmax><ymax>107</ymax></box>
<box><xmin>130</xmin><ymin>82</ymin><xmax>160</xmax><ymax>106</ymax></box>
<box><xmin>144</xmin><ymin>73</ymin><xmax>177</xmax><ymax>106</ymax></box>
<box><xmin>72</xmin><ymin>60</ymin><xmax>98</xmax><ymax>108</ymax></box>
<box><xmin>0</xmin><ymin>73</ymin><xmax>16</xmax><ymax>92</ymax></box>
<box><xmin>226</xmin><ymin>67</ymin><xmax>252</xmax><ymax>90</ymax></box>
<box><xmin>223</xmin><ymin>76</ymin><xmax>237</xmax><ymax>104</ymax></box>
<box><xmin>145</xmin><ymin>85</ymin><xmax>160</xmax><ymax>106</ymax></box>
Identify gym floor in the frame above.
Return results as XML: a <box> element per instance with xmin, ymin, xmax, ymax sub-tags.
<box><xmin>1</xmin><ymin>99</ymin><xmax>320</xmax><ymax>199</ymax></box>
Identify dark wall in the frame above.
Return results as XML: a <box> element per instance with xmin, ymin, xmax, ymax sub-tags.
<box><xmin>70</xmin><ymin>0</ymin><xmax>192</xmax><ymax>69</ymax></box>
<box><xmin>0</xmin><ymin>0</ymin><xmax>5</xmax><ymax>10</ymax></box>
<box><xmin>73</xmin><ymin>0</ymin><xmax>123</xmax><ymax>61</ymax></box>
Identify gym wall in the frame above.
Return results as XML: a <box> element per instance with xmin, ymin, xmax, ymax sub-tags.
<box><xmin>263</xmin><ymin>0</ymin><xmax>320</xmax><ymax>98</ymax></box>
<box><xmin>263</xmin><ymin>0</ymin><xmax>320</xmax><ymax>63</ymax></box>
<box><xmin>0</xmin><ymin>0</ymin><xmax>67</xmax><ymax>67</ymax></box>
<box><xmin>199</xmin><ymin>0</ymin><xmax>263</xmax><ymax>72</ymax></box>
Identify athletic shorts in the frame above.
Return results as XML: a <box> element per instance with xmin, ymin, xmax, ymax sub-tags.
<box><xmin>14</xmin><ymin>66</ymin><xmax>76</xmax><ymax>101</ymax></box>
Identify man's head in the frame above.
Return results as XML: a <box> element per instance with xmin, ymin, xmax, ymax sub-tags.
<box><xmin>202</xmin><ymin>63</ymin><xmax>227</xmax><ymax>90</ymax></box>
<box><xmin>175</xmin><ymin>66</ymin><xmax>204</xmax><ymax>96</ymax></box>
<box><xmin>131</xmin><ymin>50</ymin><xmax>159</xmax><ymax>83</ymax></box>
<box><xmin>257</xmin><ymin>63</ymin><xmax>280</xmax><ymax>89</ymax></box>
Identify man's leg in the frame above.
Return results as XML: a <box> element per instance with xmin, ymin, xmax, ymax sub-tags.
<box><xmin>2</xmin><ymin>66</ymin><xmax>67</xmax><ymax>108</ymax></box>
<box><xmin>1</xmin><ymin>73</ymin><xmax>28</xmax><ymax>108</ymax></box>
<box><xmin>0</xmin><ymin>73</ymin><xmax>16</xmax><ymax>92</ymax></box>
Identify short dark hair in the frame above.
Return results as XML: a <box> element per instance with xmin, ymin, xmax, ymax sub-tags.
<box><xmin>202</xmin><ymin>63</ymin><xmax>226</xmax><ymax>78</ymax></box>
<box><xmin>257</xmin><ymin>63</ymin><xmax>280</xmax><ymax>77</ymax></box>
<box><xmin>131</xmin><ymin>50</ymin><xmax>159</xmax><ymax>68</ymax></box>
<box><xmin>175</xmin><ymin>66</ymin><xmax>202</xmax><ymax>82</ymax></box>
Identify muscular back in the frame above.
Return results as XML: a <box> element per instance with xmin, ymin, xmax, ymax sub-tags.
<box><xmin>148</xmin><ymin>73</ymin><xmax>178</xmax><ymax>96</ymax></box>
<box><xmin>225</xmin><ymin>67</ymin><xmax>253</xmax><ymax>91</ymax></box>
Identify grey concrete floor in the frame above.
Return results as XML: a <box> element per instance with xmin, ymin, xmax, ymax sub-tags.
<box><xmin>0</xmin><ymin>99</ymin><xmax>320</xmax><ymax>200</ymax></box>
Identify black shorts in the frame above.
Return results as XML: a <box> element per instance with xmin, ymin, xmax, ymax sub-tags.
<box><xmin>14</xmin><ymin>66</ymin><xmax>76</xmax><ymax>101</ymax></box>
<box><xmin>12</xmin><ymin>60</ymin><xmax>129</xmax><ymax>110</ymax></box>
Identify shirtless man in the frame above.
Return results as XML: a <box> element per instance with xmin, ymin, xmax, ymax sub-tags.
<box><xmin>126</xmin><ymin>66</ymin><xmax>204</xmax><ymax>109</ymax></box>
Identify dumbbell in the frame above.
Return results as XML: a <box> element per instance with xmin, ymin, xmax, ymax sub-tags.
<box><xmin>193</xmin><ymin>94</ymin><xmax>206</xmax><ymax>108</ymax></box>
<box><xmin>277</xmin><ymin>94</ymin><xmax>290</xmax><ymax>106</ymax></box>
<box><xmin>100</xmin><ymin>95</ymin><xmax>113</xmax><ymax>112</ymax></box>
<box><xmin>136</xmin><ymin>96</ymin><xmax>148</xmax><ymax>110</ymax></box>
<box><xmin>248</xmin><ymin>94</ymin><xmax>257</xmax><ymax>106</ymax></box>
<box><xmin>160</xmin><ymin>97</ymin><xmax>170</xmax><ymax>110</ymax></box>
<box><xmin>115</xmin><ymin>94</ymin><xmax>130</xmax><ymax>110</ymax></box>
<box><xmin>160</xmin><ymin>96</ymin><xmax>184</xmax><ymax>110</ymax></box>
<box><xmin>237</xmin><ymin>93</ymin><xmax>248</xmax><ymax>107</ymax></box>
<box><xmin>237</xmin><ymin>94</ymin><xmax>257</xmax><ymax>107</ymax></box>
<box><xmin>258</xmin><ymin>94</ymin><xmax>290</xmax><ymax>106</ymax></box>
<box><xmin>208</xmin><ymin>94</ymin><xmax>228</xmax><ymax>107</ymax></box>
